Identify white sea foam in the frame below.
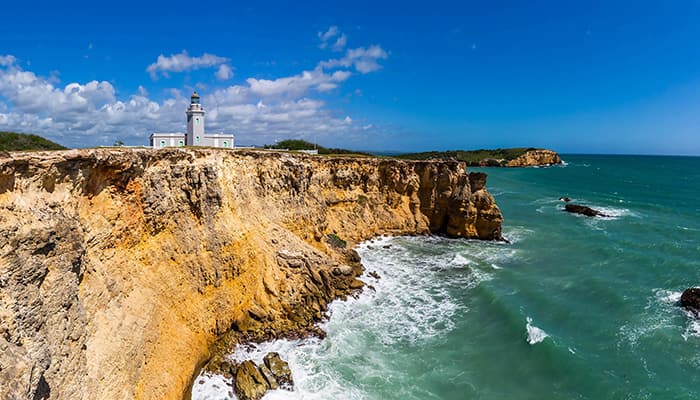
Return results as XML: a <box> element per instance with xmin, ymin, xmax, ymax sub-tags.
<box><xmin>595</xmin><ymin>205</ymin><xmax>635</xmax><ymax>219</ymax></box>
<box><xmin>191</xmin><ymin>373</ymin><xmax>234</xmax><ymax>400</ymax></box>
<box><xmin>192</xmin><ymin>235</ymin><xmax>501</xmax><ymax>400</ymax></box>
<box><xmin>502</xmin><ymin>226</ymin><xmax>534</xmax><ymax>243</ymax></box>
<box><xmin>451</xmin><ymin>253</ymin><xmax>471</xmax><ymax>266</ymax></box>
<box><xmin>656</xmin><ymin>289</ymin><xmax>682</xmax><ymax>304</ymax></box>
<box><xmin>618</xmin><ymin>289</ymin><xmax>697</xmax><ymax>348</ymax></box>
<box><xmin>525</xmin><ymin>317</ymin><xmax>548</xmax><ymax>345</ymax></box>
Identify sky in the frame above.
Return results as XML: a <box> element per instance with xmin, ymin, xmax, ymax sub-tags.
<box><xmin>0</xmin><ymin>0</ymin><xmax>699</xmax><ymax>154</ymax></box>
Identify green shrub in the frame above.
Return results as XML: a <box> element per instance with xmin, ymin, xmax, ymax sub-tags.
<box><xmin>326</xmin><ymin>233</ymin><xmax>347</xmax><ymax>248</ymax></box>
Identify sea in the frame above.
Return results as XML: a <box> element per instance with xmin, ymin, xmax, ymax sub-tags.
<box><xmin>192</xmin><ymin>154</ymin><xmax>700</xmax><ymax>400</ymax></box>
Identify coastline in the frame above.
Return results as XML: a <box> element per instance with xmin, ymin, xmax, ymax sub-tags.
<box><xmin>0</xmin><ymin>148</ymin><xmax>503</xmax><ymax>400</ymax></box>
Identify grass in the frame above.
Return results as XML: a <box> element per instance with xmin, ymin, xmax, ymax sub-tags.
<box><xmin>0</xmin><ymin>131</ymin><xmax>67</xmax><ymax>151</ymax></box>
<box><xmin>265</xmin><ymin>139</ymin><xmax>372</xmax><ymax>157</ymax></box>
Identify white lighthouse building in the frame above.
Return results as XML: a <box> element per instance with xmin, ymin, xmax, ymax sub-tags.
<box><xmin>150</xmin><ymin>91</ymin><xmax>234</xmax><ymax>149</ymax></box>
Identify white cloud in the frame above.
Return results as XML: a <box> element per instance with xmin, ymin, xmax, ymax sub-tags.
<box><xmin>0</xmin><ymin>55</ymin><xmax>16</xmax><ymax>67</ymax></box>
<box><xmin>320</xmin><ymin>45</ymin><xmax>388</xmax><ymax>74</ymax></box>
<box><xmin>318</xmin><ymin>26</ymin><xmax>341</xmax><ymax>49</ymax></box>
<box><xmin>331</xmin><ymin>34</ymin><xmax>347</xmax><ymax>52</ymax></box>
<box><xmin>146</xmin><ymin>50</ymin><xmax>231</xmax><ymax>79</ymax></box>
<box><xmin>246</xmin><ymin>67</ymin><xmax>350</xmax><ymax>97</ymax></box>
<box><xmin>215</xmin><ymin>64</ymin><xmax>233</xmax><ymax>80</ymax></box>
<box><xmin>0</xmin><ymin>30</ymin><xmax>388</xmax><ymax>148</ymax></box>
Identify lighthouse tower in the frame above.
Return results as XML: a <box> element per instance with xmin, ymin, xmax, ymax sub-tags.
<box><xmin>185</xmin><ymin>91</ymin><xmax>205</xmax><ymax>146</ymax></box>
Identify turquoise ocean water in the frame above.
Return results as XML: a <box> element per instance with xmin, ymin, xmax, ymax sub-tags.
<box><xmin>193</xmin><ymin>155</ymin><xmax>700</xmax><ymax>400</ymax></box>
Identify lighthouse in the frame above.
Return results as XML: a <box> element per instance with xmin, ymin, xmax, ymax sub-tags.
<box><xmin>149</xmin><ymin>91</ymin><xmax>234</xmax><ymax>149</ymax></box>
<box><xmin>185</xmin><ymin>91</ymin><xmax>205</xmax><ymax>146</ymax></box>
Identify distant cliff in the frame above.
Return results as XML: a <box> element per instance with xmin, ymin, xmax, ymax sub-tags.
<box><xmin>398</xmin><ymin>148</ymin><xmax>562</xmax><ymax>167</ymax></box>
<box><xmin>0</xmin><ymin>148</ymin><xmax>502</xmax><ymax>400</ymax></box>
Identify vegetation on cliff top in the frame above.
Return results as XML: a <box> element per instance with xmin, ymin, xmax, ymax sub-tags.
<box><xmin>0</xmin><ymin>131</ymin><xmax>67</xmax><ymax>151</ymax></box>
<box><xmin>264</xmin><ymin>139</ymin><xmax>372</xmax><ymax>157</ymax></box>
<box><xmin>396</xmin><ymin>147</ymin><xmax>542</xmax><ymax>164</ymax></box>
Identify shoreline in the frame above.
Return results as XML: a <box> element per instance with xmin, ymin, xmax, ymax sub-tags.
<box><xmin>0</xmin><ymin>148</ymin><xmax>503</xmax><ymax>399</ymax></box>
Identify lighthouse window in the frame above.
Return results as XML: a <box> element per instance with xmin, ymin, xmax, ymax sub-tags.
<box><xmin>178</xmin><ymin>140</ymin><xmax>184</xmax><ymax>147</ymax></box>
<box><xmin>159</xmin><ymin>140</ymin><xmax>166</xmax><ymax>148</ymax></box>
<box><xmin>195</xmin><ymin>136</ymin><xmax>200</xmax><ymax>143</ymax></box>
<box><xmin>195</xmin><ymin>118</ymin><xmax>200</xmax><ymax>125</ymax></box>
<box><xmin>223</xmin><ymin>141</ymin><xmax>228</xmax><ymax>148</ymax></box>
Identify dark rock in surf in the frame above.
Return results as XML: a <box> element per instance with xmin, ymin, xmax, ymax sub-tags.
<box><xmin>564</xmin><ymin>204</ymin><xmax>608</xmax><ymax>217</ymax></box>
<box><xmin>263</xmin><ymin>352</ymin><xmax>294</xmax><ymax>390</ymax></box>
<box><xmin>234</xmin><ymin>360</ymin><xmax>269</xmax><ymax>400</ymax></box>
<box><xmin>681</xmin><ymin>288</ymin><xmax>700</xmax><ymax>315</ymax></box>
<box><xmin>559</xmin><ymin>197</ymin><xmax>571</xmax><ymax>202</ymax></box>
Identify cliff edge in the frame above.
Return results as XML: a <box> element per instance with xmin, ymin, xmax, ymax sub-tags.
<box><xmin>0</xmin><ymin>148</ymin><xmax>502</xmax><ymax>400</ymax></box>
<box><xmin>398</xmin><ymin>148</ymin><xmax>562</xmax><ymax>167</ymax></box>
<box><xmin>503</xmin><ymin>149</ymin><xmax>561</xmax><ymax>167</ymax></box>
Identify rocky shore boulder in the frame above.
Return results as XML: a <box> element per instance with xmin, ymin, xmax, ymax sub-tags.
<box><xmin>263</xmin><ymin>352</ymin><xmax>294</xmax><ymax>389</ymax></box>
<box><xmin>228</xmin><ymin>353</ymin><xmax>294</xmax><ymax>400</ymax></box>
<box><xmin>234</xmin><ymin>360</ymin><xmax>269</xmax><ymax>400</ymax></box>
<box><xmin>564</xmin><ymin>204</ymin><xmax>608</xmax><ymax>217</ymax></box>
<box><xmin>681</xmin><ymin>288</ymin><xmax>700</xmax><ymax>315</ymax></box>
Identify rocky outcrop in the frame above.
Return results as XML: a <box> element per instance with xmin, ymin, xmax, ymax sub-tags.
<box><xmin>234</xmin><ymin>361</ymin><xmax>269</xmax><ymax>400</ymax></box>
<box><xmin>263</xmin><ymin>352</ymin><xmax>293</xmax><ymax>389</ymax></box>
<box><xmin>564</xmin><ymin>204</ymin><xmax>608</xmax><ymax>217</ymax></box>
<box><xmin>229</xmin><ymin>352</ymin><xmax>293</xmax><ymax>400</ymax></box>
<box><xmin>504</xmin><ymin>149</ymin><xmax>562</xmax><ymax>167</ymax></box>
<box><xmin>681</xmin><ymin>288</ymin><xmax>700</xmax><ymax>315</ymax></box>
<box><xmin>0</xmin><ymin>148</ymin><xmax>502</xmax><ymax>400</ymax></box>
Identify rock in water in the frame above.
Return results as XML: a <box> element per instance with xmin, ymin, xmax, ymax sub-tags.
<box><xmin>258</xmin><ymin>364</ymin><xmax>279</xmax><ymax>390</ymax></box>
<box><xmin>681</xmin><ymin>288</ymin><xmax>700</xmax><ymax>314</ymax></box>
<box><xmin>564</xmin><ymin>204</ymin><xmax>608</xmax><ymax>217</ymax></box>
<box><xmin>263</xmin><ymin>352</ymin><xmax>294</xmax><ymax>390</ymax></box>
<box><xmin>234</xmin><ymin>360</ymin><xmax>269</xmax><ymax>400</ymax></box>
<box><xmin>559</xmin><ymin>197</ymin><xmax>572</xmax><ymax>202</ymax></box>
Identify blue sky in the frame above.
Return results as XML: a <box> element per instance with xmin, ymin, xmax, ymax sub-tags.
<box><xmin>0</xmin><ymin>0</ymin><xmax>699</xmax><ymax>154</ymax></box>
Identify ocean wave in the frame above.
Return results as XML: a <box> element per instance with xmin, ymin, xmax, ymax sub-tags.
<box><xmin>192</xmin><ymin>237</ymin><xmax>510</xmax><ymax>400</ymax></box>
<box><xmin>501</xmin><ymin>226</ymin><xmax>534</xmax><ymax>244</ymax></box>
<box><xmin>594</xmin><ymin>205</ymin><xmax>636</xmax><ymax>220</ymax></box>
<box><xmin>525</xmin><ymin>317</ymin><xmax>549</xmax><ymax>345</ymax></box>
<box><xmin>193</xmin><ymin>235</ymin><xmax>505</xmax><ymax>400</ymax></box>
<box><xmin>618</xmin><ymin>289</ymin><xmax>697</xmax><ymax>349</ymax></box>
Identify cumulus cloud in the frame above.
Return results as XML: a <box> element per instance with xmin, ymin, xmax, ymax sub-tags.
<box><xmin>318</xmin><ymin>26</ymin><xmax>348</xmax><ymax>52</ymax></box>
<box><xmin>215</xmin><ymin>64</ymin><xmax>234</xmax><ymax>80</ymax></box>
<box><xmin>147</xmin><ymin>50</ymin><xmax>231</xmax><ymax>79</ymax></box>
<box><xmin>318</xmin><ymin>26</ymin><xmax>340</xmax><ymax>47</ymax></box>
<box><xmin>246</xmin><ymin>68</ymin><xmax>351</xmax><ymax>97</ymax></box>
<box><xmin>320</xmin><ymin>45</ymin><xmax>389</xmax><ymax>73</ymax></box>
<box><xmin>0</xmin><ymin>55</ymin><xmax>16</xmax><ymax>67</ymax></box>
<box><xmin>0</xmin><ymin>31</ymin><xmax>388</xmax><ymax>148</ymax></box>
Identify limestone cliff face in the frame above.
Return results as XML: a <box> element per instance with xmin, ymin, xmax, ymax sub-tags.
<box><xmin>504</xmin><ymin>149</ymin><xmax>562</xmax><ymax>167</ymax></box>
<box><xmin>0</xmin><ymin>148</ymin><xmax>502</xmax><ymax>400</ymax></box>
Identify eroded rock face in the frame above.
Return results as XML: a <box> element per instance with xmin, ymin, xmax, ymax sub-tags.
<box><xmin>505</xmin><ymin>149</ymin><xmax>562</xmax><ymax>167</ymax></box>
<box><xmin>0</xmin><ymin>148</ymin><xmax>502</xmax><ymax>400</ymax></box>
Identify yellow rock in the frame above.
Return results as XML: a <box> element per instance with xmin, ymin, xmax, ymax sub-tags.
<box><xmin>0</xmin><ymin>148</ymin><xmax>502</xmax><ymax>400</ymax></box>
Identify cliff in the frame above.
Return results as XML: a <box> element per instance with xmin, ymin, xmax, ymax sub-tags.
<box><xmin>0</xmin><ymin>148</ymin><xmax>502</xmax><ymax>400</ymax></box>
<box><xmin>503</xmin><ymin>149</ymin><xmax>562</xmax><ymax>167</ymax></box>
<box><xmin>397</xmin><ymin>148</ymin><xmax>562</xmax><ymax>167</ymax></box>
